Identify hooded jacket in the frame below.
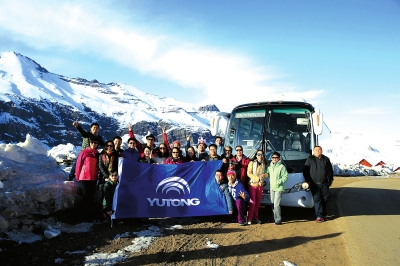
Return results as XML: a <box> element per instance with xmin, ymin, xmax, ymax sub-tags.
<box><xmin>267</xmin><ymin>160</ymin><xmax>288</xmax><ymax>191</ymax></box>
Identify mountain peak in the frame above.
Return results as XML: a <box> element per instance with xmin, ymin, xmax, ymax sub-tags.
<box><xmin>0</xmin><ymin>51</ymin><xmax>49</xmax><ymax>74</ymax></box>
<box><xmin>198</xmin><ymin>104</ymin><xmax>220</xmax><ymax>112</ymax></box>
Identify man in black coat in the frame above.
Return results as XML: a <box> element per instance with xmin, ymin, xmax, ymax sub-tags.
<box><xmin>303</xmin><ymin>145</ymin><xmax>334</xmax><ymax>222</ymax></box>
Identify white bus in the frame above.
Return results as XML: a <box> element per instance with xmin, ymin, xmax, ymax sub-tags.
<box><xmin>210</xmin><ymin>97</ymin><xmax>331</xmax><ymax>208</ymax></box>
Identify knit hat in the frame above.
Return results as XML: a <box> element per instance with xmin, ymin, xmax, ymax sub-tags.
<box><xmin>172</xmin><ymin>140</ymin><xmax>181</xmax><ymax>147</ymax></box>
<box><xmin>197</xmin><ymin>139</ymin><xmax>207</xmax><ymax>148</ymax></box>
<box><xmin>227</xmin><ymin>170</ymin><xmax>236</xmax><ymax>177</ymax></box>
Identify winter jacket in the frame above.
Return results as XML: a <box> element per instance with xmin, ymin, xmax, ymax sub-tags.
<box><xmin>98</xmin><ymin>151</ymin><xmax>118</xmax><ymax>183</ymax></box>
<box><xmin>267</xmin><ymin>161</ymin><xmax>288</xmax><ymax>192</ymax></box>
<box><xmin>115</xmin><ymin>148</ymin><xmax>124</xmax><ymax>157</ymax></box>
<box><xmin>75</xmin><ymin>147</ymin><xmax>99</xmax><ymax>181</ymax></box>
<box><xmin>76</xmin><ymin>125</ymin><xmax>105</xmax><ymax>150</ymax></box>
<box><xmin>164</xmin><ymin>157</ymin><xmax>184</xmax><ymax>164</ymax></box>
<box><xmin>234</xmin><ymin>156</ymin><xmax>250</xmax><ymax>185</ymax></box>
<box><xmin>303</xmin><ymin>154</ymin><xmax>334</xmax><ymax>185</ymax></box>
<box><xmin>247</xmin><ymin>160</ymin><xmax>266</xmax><ymax>187</ymax></box>
<box><xmin>208</xmin><ymin>155</ymin><xmax>221</xmax><ymax>161</ymax></box>
<box><xmin>138</xmin><ymin>156</ymin><xmax>156</xmax><ymax>164</ymax></box>
<box><xmin>198</xmin><ymin>151</ymin><xmax>209</xmax><ymax>161</ymax></box>
<box><xmin>121</xmin><ymin>148</ymin><xmax>140</xmax><ymax>162</ymax></box>
<box><xmin>103</xmin><ymin>179</ymin><xmax>118</xmax><ymax>212</ymax></box>
<box><xmin>228</xmin><ymin>180</ymin><xmax>250</xmax><ymax>201</ymax></box>
<box><xmin>216</xmin><ymin>179</ymin><xmax>234</xmax><ymax>212</ymax></box>
<box><xmin>183</xmin><ymin>155</ymin><xmax>199</xmax><ymax>162</ymax></box>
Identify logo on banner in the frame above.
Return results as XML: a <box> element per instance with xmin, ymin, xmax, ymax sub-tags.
<box><xmin>148</xmin><ymin>176</ymin><xmax>200</xmax><ymax>207</ymax></box>
<box><xmin>156</xmin><ymin>177</ymin><xmax>190</xmax><ymax>195</ymax></box>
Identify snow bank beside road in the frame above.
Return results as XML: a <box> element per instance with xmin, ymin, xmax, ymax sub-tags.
<box><xmin>0</xmin><ymin>134</ymin><xmax>78</xmax><ymax>232</ymax></box>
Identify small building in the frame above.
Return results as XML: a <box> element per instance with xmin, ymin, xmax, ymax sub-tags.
<box><xmin>375</xmin><ymin>161</ymin><xmax>386</xmax><ymax>167</ymax></box>
<box><xmin>375</xmin><ymin>161</ymin><xmax>386</xmax><ymax>168</ymax></box>
<box><xmin>359</xmin><ymin>159</ymin><xmax>372</xmax><ymax>168</ymax></box>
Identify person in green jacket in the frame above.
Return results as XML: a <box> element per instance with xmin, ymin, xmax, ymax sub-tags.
<box><xmin>266</xmin><ymin>152</ymin><xmax>288</xmax><ymax>225</ymax></box>
<box><xmin>103</xmin><ymin>170</ymin><xmax>119</xmax><ymax>219</ymax></box>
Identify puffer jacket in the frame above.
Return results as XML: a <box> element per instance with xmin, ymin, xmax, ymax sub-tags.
<box><xmin>76</xmin><ymin>147</ymin><xmax>99</xmax><ymax>181</ymax></box>
<box><xmin>267</xmin><ymin>161</ymin><xmax>288</xmax><ymax>192</ymax></box>
<box><xmin>164</xmin><ymin>157</ymin><xmax>184</xmax><ymax>164</ymax></box>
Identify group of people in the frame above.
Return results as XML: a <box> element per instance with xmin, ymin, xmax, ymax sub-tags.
<box><xmin>214</xmin><ymin>149</ymin><xmax>289</xmax><ymax>226</ymax></box>
<box><xmin>68</xmin><ymin>121</ymin><xmax>334</xmax><ymax>226</ymax></box>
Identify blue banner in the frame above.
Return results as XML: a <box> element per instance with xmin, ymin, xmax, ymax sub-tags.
<box><xmin>112</xmin><ymin>159</ymin><xmax>228</xmax><ymax>219</ymax></box>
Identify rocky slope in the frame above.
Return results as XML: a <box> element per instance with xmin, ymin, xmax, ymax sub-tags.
<box><xmin>0</xmin><ymin>51</ymin><xmax>220</xmax><ymax>146</ymax></box>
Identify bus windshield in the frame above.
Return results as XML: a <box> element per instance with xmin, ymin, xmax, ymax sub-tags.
<box><xmin>225</xmin><ymin>105</ymin><xmax>313</xmax><ymax>173</ymax></box>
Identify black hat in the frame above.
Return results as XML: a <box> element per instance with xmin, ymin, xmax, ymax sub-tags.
<box><xmin>146</xmin><ymin>133</ymin><xmax>155</xmax><ymax>140</ymax></box>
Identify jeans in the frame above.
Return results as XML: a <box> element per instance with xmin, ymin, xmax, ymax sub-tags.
<box><xmin>270</xmin><ymin>190</ymin><xmax>283</xmax><ymax>223</ymax></box>
<box><xmin>312</xmin><ymin>183</ymin><xmax>330</xmax><ymax>218</ymax></box>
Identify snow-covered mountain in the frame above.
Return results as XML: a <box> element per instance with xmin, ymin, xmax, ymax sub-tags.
<box><xmin>0</xmin><ymin>51</ymin><xmax>219</xmax><ymax>146</ymax></box>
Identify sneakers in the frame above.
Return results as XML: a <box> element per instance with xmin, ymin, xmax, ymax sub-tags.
<box><xmin>252</xmin><ymin>219</ymin><xmax>262</xmax><ymax>224</ymax></box>
<box><xmin>238</xmin><ymin>222</ymin><xmax>245</xmax><ymax>226</ymax></box>
<box><xmin>274</xmin><ymin>222</ymin><xmax>282</xmax><ymax>225</ymax></box>
<box><xmin>247</xmin><ymin>221</ymin><xmax>252</xmax><ymax>225</ymax></box>
<box><xmin>316</xmin><ymin>217</ymin><xmax>325</xmax><ymax>223</ymax></box>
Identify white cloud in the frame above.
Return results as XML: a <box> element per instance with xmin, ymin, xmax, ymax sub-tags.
<box><xmin>348</xmin><ymin>106</ymin><xmax>391</xmax><ymax>115</ymax></box>
<box><xmin>0</xmin><ymin>0</ymin><xmax>321</xmax><ymax>111</ymax></box>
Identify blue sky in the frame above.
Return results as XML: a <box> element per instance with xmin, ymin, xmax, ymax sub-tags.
<box><xmin>1</xmin><ymin>0</ymin><xmax>399</xmax><ymax>140</ymax></box>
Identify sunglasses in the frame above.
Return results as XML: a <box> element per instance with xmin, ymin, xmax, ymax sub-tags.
<box><xmin>90</xmin><ymin>141</ymin><xmax>98</xmax><ymax>144</ymax></box>
<box><xmin>225</xmin><ymin>150</ymin><xmax>232</xmax><ymax>152</ymax></box>
<box><xmin>106</xmin><ymin>145</ymin><xmax>113</xmax><ymax>147</ymax></box>
<box><xmin>236</xmin><ymin>149</ymin><xmax>243</xmax><ymax>151</ymax></box>
<box><xmin>271</xmin><ymin>156</ymin><xmax>279</xmax><ymax>159</ymax></box>
<box><xmin>172</xmin><ymin>152</ymin><xmax>179</xmax><ymax>154</ymax></box>
<box><xmin>147</xmin><ymin>138</ymin><xmax>154</xmax><ymax>141</ymax></box>
<box><xmin>128</xmin><ymin>142</ymin><xmax>136</xmax><ymax>144</ymax></box>
<box><xmin>257</xmin><ymin>153</ymin><xmax>263</xmax><ymax>156</ymax></box>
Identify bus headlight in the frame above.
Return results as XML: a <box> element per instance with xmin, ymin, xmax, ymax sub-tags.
<box><xmin>288</xmin><ymin>182</ymin><xmax>310</xmax><ymax>193</ymax></box>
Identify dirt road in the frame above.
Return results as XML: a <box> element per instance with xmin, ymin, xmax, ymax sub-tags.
<box><xmin>0</xmin><ymin>176</ymin><xmax>397</xmax><ymax>265</ymax></box>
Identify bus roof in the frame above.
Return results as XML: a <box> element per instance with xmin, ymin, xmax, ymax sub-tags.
<box><xmin>232</xmin><ymin>99</ymin><xmax>315</xmax><ymax>112</ymax></box>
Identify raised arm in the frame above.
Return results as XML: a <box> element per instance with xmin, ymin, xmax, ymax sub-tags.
<box><xmin>162</xmin><ymin>126</ymin><xmax>171</xmax><ymax>152</ymax></box>
<box><xmin>128</xmin><ymin>123</ymin><xmax>143</xmax><ymax>153</ymax></box>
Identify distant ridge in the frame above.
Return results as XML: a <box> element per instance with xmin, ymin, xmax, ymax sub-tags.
<box><xmin>0</xmin><ymin>51</ymin><xmax>219</xmax><ymax>146</ymax></box>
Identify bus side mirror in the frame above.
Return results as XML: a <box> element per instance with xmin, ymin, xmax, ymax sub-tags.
<box><xmin>210</xmin><ymin>112</ymin><xmax>230</xmax><ymax>136</ymax></box>
<box><xmin>312</xmin><ymin>109</ymin><xmax>323</xmax><ymax>135</ymax></box>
